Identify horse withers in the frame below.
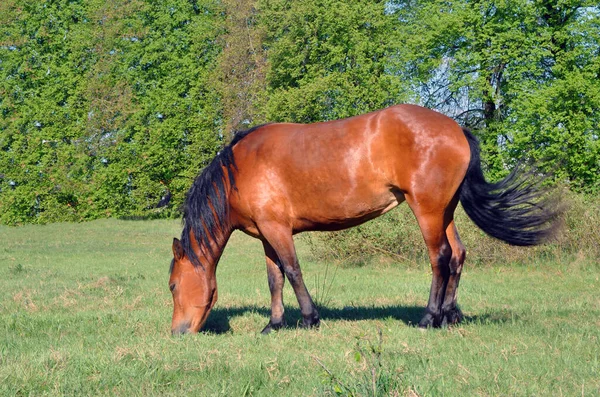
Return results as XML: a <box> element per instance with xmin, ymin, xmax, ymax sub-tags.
<box><xmin>168</xmin><ymin>104</ymin><xmax>559</xmax><ymax>335</ymax></box>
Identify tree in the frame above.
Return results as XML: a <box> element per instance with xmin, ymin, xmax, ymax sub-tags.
<box><xmin>0</xmin><ymin>0</ymin><xmax>94</xmax><ymax>223</ymax></box>
<box><xmin>257</xmin><ymin>0</ymin><xmax>408</xmax><ymax>122</ymax></box>
<box><xmin>391</xmin><ymin>0</ymin><xmax>600</xmax><ymax>190</ymax></box>
<box><xmin>0</xmin><ymin>0</ymin><xmax>225</xmax><ymax>224</ymax></box>
<box><xmin>217</xmin><ymin>0</ymin><xmax>267</xmax><ymax>135</ymax></box>
<box><xmin>1</xmin><ymin>0</ymin><xmax>598</xmax><ymax>224</ymax></box>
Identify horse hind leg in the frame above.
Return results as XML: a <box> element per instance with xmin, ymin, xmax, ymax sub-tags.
<box><xmin>408</xmin><ymin>190</ymin><xmax>466</xmax><ymax>328</ymax></box>
<box><xmin>410</xmin><ymin>208</ymin><xmax>453</xmax><ymax>328</ymax></box>
<box><xmin>440</xmin><ymin>220</ymin><xmax>466</xmax><ymax>326</ymax></box>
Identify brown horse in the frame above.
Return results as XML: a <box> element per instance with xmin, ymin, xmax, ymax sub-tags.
<box><xmin>169</xmin><ymin>104</ymin><xmax>558</xmax><ymax>335</ymax></box>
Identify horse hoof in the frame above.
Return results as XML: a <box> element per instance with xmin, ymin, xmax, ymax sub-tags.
<box><xmin>418</xmin><ymin>311</ymin><xmax>441</xmax><ymax>328</ymax></box>
<box><xmin>418</xmin><ymin>313</ymin><xmax>435</xmax><ymax>328</ymax></box>
<box><xmin>261</xmin><ymin>320</ymin><xmax>285</xmax><ymax>335</ymax></box>
<box><xmin>301</xmin><ymin>315</ymin><xmax>320</xmax><ymax>329</ymax></box>
<box><xmin>441</xmin><ymin>308</ymin><xmax>463</xmax><ymax>326</ymax></box>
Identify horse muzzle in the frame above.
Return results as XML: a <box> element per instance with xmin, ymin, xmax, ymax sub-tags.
<box><xmin>171</xmin><ymin>320</ymin><xmax>193</xmax><ymax>336</ymax></box>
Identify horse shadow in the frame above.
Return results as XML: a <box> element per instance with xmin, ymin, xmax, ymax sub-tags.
<box><xmin>203</xmin><ymin>304</ymin><xmax>516</xmax><ymax>334</ymax></box>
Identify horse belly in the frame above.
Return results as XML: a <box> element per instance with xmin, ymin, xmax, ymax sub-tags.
<box><xmin>292</xmin><ymin>188</ymin><xmax>404</xmax><ymax>232</ymax></box>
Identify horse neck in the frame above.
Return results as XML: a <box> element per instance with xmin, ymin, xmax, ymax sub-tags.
<box><xmin>190</xmin><ymin>226</ymin><xmax>232</xmax><ymax>275</ymax></box>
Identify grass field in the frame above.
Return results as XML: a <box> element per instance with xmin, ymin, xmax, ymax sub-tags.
<box><xmin>1</xmin><ymin>219</ymin><xmax>599</xmax><ymax>396</ymax></box>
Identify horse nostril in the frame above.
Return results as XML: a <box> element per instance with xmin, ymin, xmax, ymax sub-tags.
<box><xmin>171</xmin><ymin>322</ymin><xmax>191</xmax><ymax>336</ymax></box>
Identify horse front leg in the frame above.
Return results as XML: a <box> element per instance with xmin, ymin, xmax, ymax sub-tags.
<box><xmin>261</xmin><ymin>241</ymin><xmax>286</xmax><ymax>334</ymax></box>
<box><xmin>259</xmin><ymin>222</ymin><xmax>320</xmax><ymax>330</ymax></box>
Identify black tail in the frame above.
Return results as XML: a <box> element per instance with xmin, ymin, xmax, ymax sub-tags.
<box><xmin>459</xmin><ymin>129</ymin><xmax>560</xmax><ymax>246</ymax></box>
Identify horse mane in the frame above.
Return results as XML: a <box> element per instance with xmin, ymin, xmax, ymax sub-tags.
<box><xmin>177</xmin><ymin>124</ymin><xmax>269</xmax><ymax>271</ymax></box>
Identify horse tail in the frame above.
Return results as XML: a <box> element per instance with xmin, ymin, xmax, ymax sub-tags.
<box><xmin>458</xmin><ymin>128</ymin><xmax>560</xmax><ymax>246</ymax></box>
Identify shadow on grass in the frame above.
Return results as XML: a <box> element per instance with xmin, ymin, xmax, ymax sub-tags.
<box><xmin>203</xmin><ymin>305</ymin><xmax>423</xmax><ymax>334</ymax></box>
<box><xmin>463</xmin><ymin>310</ymin><xmax>520</xmax><ymax>326</ymax></box>
<box><xmin>203</xmin><ymin>304</ymin><xmax>518</xmax><ymax>334</ymax></box>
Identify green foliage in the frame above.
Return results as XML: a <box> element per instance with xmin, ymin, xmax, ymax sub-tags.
<box><xmin>0</xmin><ymin>0</ymin><xmax>224</xmax><ymax>223</ymax></box>
<box><xmin>257</xmin><ymin>0</ymin><xmax>408</xmax><ymax>122</ymax></box>
<box><xmin>508</xmin><ymin>70</ymin><xmax>600</xmax><ymax>192</ymax></box>
<box><xmin>1</xmin><ymin>0</ymin><xmax>599</xmax><ymax>224</ymax></box>
<box><xmin>305</xmin><ymin>204</ymin><xmax>428</xmax><ymax>268</ymax></box>
<box><xmin>217</xmin><ymin>0</ymin><xmax>267</xmax><ymax>134</ymax></box>
<box><xmin>391</xmin><ymin>0</ymin><xmax>600</xmax><ymax>189</ymax></box>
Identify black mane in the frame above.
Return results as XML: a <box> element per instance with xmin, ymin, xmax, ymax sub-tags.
<box><xmin>178</xmin><ymin>124</ymin><xmax>268</xmax><ymax>270</ymax></box>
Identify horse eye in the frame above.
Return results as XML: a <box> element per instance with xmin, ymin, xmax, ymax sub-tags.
<box><xmin>169</xmin><ymin>283</ymin><xmax>176</xmax><ymax>292</ymax></box>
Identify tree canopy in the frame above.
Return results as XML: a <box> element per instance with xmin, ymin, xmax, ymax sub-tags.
<box><xmin>1</xmin><ymin>0</ymin><xmax>598</xmax><ymax>224</ymax></box>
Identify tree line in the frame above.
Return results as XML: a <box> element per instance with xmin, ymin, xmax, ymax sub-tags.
<box><xmin>1</xmin><ymin>0</ymin><xmax>598</xmax><ymax>224</ymax></box>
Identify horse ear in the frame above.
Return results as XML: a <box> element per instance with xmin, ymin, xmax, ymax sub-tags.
<box><xmin>172</xmin><ymin>238</ymin><xmax>184</xmax><ymax>260</ymax></box>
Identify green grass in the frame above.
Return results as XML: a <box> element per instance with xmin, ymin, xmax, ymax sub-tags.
<box><xmin>1</xmin><ymin>219</ymin><xmax>599</xmax><ymax>396</ymax></box>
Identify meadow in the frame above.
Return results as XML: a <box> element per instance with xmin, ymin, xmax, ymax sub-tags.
<box><xmin>1</xmin><ymin>219</ymin><xmax>599</xmax><ymax>396</ymax></box>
